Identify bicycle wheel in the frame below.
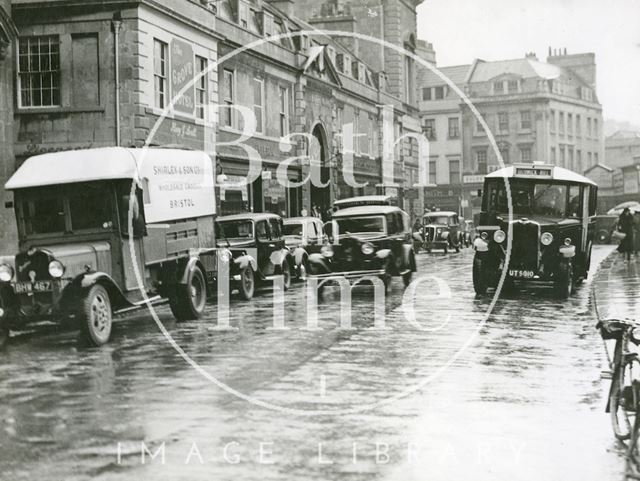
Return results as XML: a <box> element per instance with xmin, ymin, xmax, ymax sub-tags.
<box><xmin>611</xmin><ymin>357</ymin><xmax>640</xmax><ymax>441</ymax></box>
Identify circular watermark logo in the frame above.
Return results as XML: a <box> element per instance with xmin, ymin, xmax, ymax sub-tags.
<box><xmin>128</xmin><ymin>29</ymin><xmax>514</xmax><ymax>416</ymax></box>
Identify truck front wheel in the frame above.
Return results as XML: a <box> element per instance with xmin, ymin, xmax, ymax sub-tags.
<box><xmin>170</xmin><ymin>266</ymin><xmax>207</xmax><ymax>322</ymax></box>
<box><xmin>79</xmin><ymin>284</ymin><xmax>113</xmax><ymax>346</ymax></box>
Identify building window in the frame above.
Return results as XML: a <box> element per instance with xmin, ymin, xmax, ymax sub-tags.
<box><xmin>253</xmin><ymin>78</ymin><xmax>264</xmax><ymax>133</ymax></box>
<box><xmin>475</xmin><ymin>116</ymin><xmax>485</xmax><ymax>134</ymax></box>
<box><xmin>594</xmin><ymin>152</ymin><xmax>599</xmax><ymax>164</ymax></box>
<box><xmin>428</xmin><ymin>157</ymin><xmax>437</xmax><ymax>184</ymax></box>
<box><xmin>559</xmin><ymin>112</ymin><xmax>565</xmax><ymax>134</ymax></box>
<box><xmin>560</xmin><ymin>146</ymin><xmax>566</xmax><ymax>167</ymax></box>
<box><xmin>576</xmin><ymin>115</ymin><xmax>581</xmax><ymax>137</ymax></box>
<box><xmin>499</xmin><ymin>147</ymin><xmax>510</xmax><ymax>164</ymax></box>
<box><xmin>424</xmin><ymin>118</ymin><xmax>436</xmax><ymax>140</ymax></box>
<box><xmin>195</xmin><ymin>56</ymin><xmax>208</xmax><ymax>120</ymax></box>
<box><xmin>154</xmin><ymin>39</ymin><xmax>168</xmax><ymax>109</ymax></box>
<box><xmin>476</xmin><ymin>150</ymin><xmax>487</xmax><ymax>174</ymax></box>
<box><xmin>588</xmin><ymin>152</ymin><xmax>592</xmax><ymax>166</ymax></box>
<box><xmin>567</xmin><ymin>113</ymin><xmax>573</xmax><ymax>136</ymax></box>
<box><xmin>587</xmin><ymin>118</ymin><xmax>592</xmax><ymax>137</ymax></box>
<box><xmin>551</xmin><ymin>147</ymin><xmax>556</xmax><ymax>164</ymax></box>
<box><xmin>279</xmin><ymin>86</ymin><xmax>288</xmax><ymax>137</ymax></box>
<box><xmin>449</xmin><ymin>158</ymin><xmax>460</xmax><ymax>184</ymax></box>
<box><xmin>222</xmin><ymin>69</ymin><xmax>234</xmax><ymax>127</ymax></box>
<box><xmin>18</xmin><ymin>35</ymin><xmax>61</xmax><ymax>107</ymax></box>
<box><xmin>520</xmin><ymin>110</ymin><xmax>532</xmax><ymax>130</ymax></box>
<box><xmin>354</xmin><ymin>113</ymin><xmax>361</xmax><ymax>154</ymax></box>
<box><xmin>422</xmin><ymin>87</ymin><xmax>432</xmax><ymax>101</ymax></box>
<box><xmin>508</xmin><ymin>80</ymin><xmax>518</xmax><ymax>93</ymax></box>
<box><xmin>434</xmin><ymin>86</ymin><xmax>445</xmax><ymax>99</ymax></box>
<box><xmin>498</xmin><ymin>112</ymin><xmax>509</xmax><ymax>132</ymax></box>
<box><xmin>520</xmin><ymin>147</ymin><xmax>532</xmax><ymax>163</ymax></box>
<box><xmin>368</xmin><ymin>114</ymin><xmax>374</xmax><ymax>155</ymax></box>
<box><xmin>493</xmin><ymin>81</ymin><xmax>504</xmax><ymax>94</ymax></box>
<box><xmin>550</xmin><ymin>110</ymin><xmax>556</xmax><ymax>133</ymax></box>
<box><xmin>594</xmin><ymin>119</ymin><xmax>598</xmax><ymax>138</ymax></box>
<box><xmin>448</xmin><ymin>117</ymin><xmax>459</xmax><ymax>139</ymax></box>
<box><xmin>576</xmin><ymin>150</ymin><xmax>582</xmax><ymax>172</ymax></box>
<box><xmin>568</xmin><ymin>147</ymin><xmax>574</xmax><ymax>170</ymax></box>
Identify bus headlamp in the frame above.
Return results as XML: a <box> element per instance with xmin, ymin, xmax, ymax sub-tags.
<box><xmin>493</xmin><ymin>230</ymin><xmax>506</xmax><ymax>243</ymax></box>
<box><xmin>540</xmin><ymin>232</ymin><xmax>554</xmax><ymax>246</ymax></box>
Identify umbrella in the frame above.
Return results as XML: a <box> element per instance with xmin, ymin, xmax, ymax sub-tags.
<box><xmin>607</xmin><ymin>201</ymin><xmax>640</xmax><ymax>215</ymax></box>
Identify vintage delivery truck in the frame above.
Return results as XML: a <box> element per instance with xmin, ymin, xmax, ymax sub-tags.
<box><xmin>0</xmin><ymin>147</ymin><xmax>235</xmax><ymax>347</ymax></box>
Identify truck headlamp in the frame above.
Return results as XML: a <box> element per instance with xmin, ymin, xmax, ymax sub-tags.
<box><xmin>321</xmin><ymin>245</ymin><xmax>334</xmax><ymax>258</ymax></box>
<box><xmin>493</xmin><ymin>230</ymin><xmax>506</xmax><ymax>243</ymax></box>
<box><xmin>540</xmin><ymin>232</ymin><xmax>554</xmax><ymax>246</ymax></box>
<box><xmin>361</xmin><ymin>243</ymin><xmax>375</xmax><ymax>255</ymax></box>
<box><xmin>48</xmin><ymin>260</ymin><xmax>65</xmax><ymax>278</ymax></box>
<box><xmin>0</xmin><ymin>264</ymin><xmax>13</xmax><ymax>282</ymax></box>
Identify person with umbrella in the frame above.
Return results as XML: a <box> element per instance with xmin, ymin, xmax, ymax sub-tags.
<box><xmin>617</xmin><ymin>207</ymin><xmax>635</xmax><ymax>262</ymax></box>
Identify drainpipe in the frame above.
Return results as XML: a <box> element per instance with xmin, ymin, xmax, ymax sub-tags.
<box><xmin>112</xmin><ymin>13</ymin><xmax>122</xmax><ymax>146</ymax></box>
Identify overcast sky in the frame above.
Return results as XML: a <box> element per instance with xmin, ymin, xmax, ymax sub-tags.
<box><xmin>416</xmin><ymin>0</ymin><xmax>640</xmax><ymax>127</ymax></box>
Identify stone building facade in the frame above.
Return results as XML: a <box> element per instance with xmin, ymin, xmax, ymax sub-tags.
<box><xmin>457</xmin><ymin>50</ymin><xmax>604</xmax><ymax>219</ymax></box>
<box><xmin>0</xmin><ymin>0</ymin><xmax>17</xmax><ymax>250</ymax></box>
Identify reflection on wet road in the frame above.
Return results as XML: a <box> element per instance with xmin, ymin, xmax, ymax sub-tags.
<box><xmin>0</xmin><ymin>246</ymin><xmax>632</xmax><ymax>480</ymax></box>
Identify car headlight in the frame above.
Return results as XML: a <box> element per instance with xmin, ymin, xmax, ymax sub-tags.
<box><xmin>540</xmin><ymin>232</ymin><xmax>554</xmax><ymax>246</ymax></box>
<box><xmin>493</xmin><ymin>230</ymin><xmax>506</xmax><ymax>243</ymax></box>
<box><xmin>480</xmin><ymin>231</ymin><xmax>488</xmax><ymax>240</ymax></box>
<box><xmin>219</xmin><ymin>248</ymin><xmax>232</xmax><ymax>263</ymax></box>
<box><xmin>361</xmin><ymin>242</ymin><xmax>375</xmax><ymax>255</ymax></box>
<box><xmin>0</xmin><ymin>264</ymin><xmax>13</xmax><ymax>282</ymax></box>
<box><xmin>48</xmin><ymin>260</ymin><xmax>65</xmax><ymax>278</ymax></box>
<box><xmin>436</xmin><ymin>228</ymin><xmax>442</xmax><ymax>235</ymax></box>
<box><xmin>321</xmin><ymin>245</ymin><xmax>334</xmax><ymax>258</ymax></box>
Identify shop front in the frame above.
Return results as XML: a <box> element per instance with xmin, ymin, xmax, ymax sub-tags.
<box><xmin>216</xmin><ymin>131</ymin><xmax>302</xmax><ymax>217</ymax></box>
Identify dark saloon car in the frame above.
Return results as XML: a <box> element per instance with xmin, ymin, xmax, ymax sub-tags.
<box><xmin>472</xmin><ymin>163</ymin><xmax>597</xmax><ymax>298</ymax></box>
<box><xmin>308</xmin><ymin>198</ymin><xmax>417</xmax><ymax>290</ymax></box>
<box><xmin>418</xmin><ymin>211</ymin><xmax>462</xmax><ymax>253</ymax></box>
<box><xmin>282</xmin><ymin>217</ymin><xmax>326</xmax><ymax>280</ymax></box>
<box><xmin>215</xmin><ymin>213</ymin><xmax>294</xmax><ymax>299</ymax></box>
<box><xmin>594</xmin><ymin>214</ymin><xmax>618</xmax><ymax>244</ymax></box>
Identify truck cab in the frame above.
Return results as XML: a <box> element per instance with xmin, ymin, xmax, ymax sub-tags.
<box><xmin>0</xmin><ymin>147</ymin><xmax>222</xmax><ymax>347</ymax></box>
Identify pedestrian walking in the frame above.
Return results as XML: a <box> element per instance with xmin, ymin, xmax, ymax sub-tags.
<box><xmin>616</xmin><ymin>207</ymin><xmax>635</xmax><ymax>262</ymax></box>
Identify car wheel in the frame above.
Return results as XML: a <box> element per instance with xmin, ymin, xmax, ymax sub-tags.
<box><xmin>556</xmin><ymin>260</ymin><xmax>573</xmax><ymax>299</ymax></box>
<box><xmin>237</xmin><ymin>265</ymin><xmax>255</xmax><ymax>300</ymax></box>
<box><xmin>596</xmin><ymin>229</ymin><xmax>609</xmax><ymax>244</ymax></box>
<box><xmin>169</xmin><ymin>266</ymin><xmax>207</xmax><ymax>322</ymax></box>
<box><xmin>281</xmin><ymin>259</ymin><xmax>292</xmax><ymax>291</ymax></box>
<box><xmin>79</xmin><ymin>284</ymin><xmax>113</xmax><ymax>347</ymax></box>
<box><xmin>472</xmin><ymin>256</ymin><xmax>488</xmax><ymax>295</ymax></box>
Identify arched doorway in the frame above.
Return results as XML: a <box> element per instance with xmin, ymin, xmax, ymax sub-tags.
<box><xmin>309</xmin><ymin>123</ymin><xmax>331</xmax><ymax>218</ymax></box>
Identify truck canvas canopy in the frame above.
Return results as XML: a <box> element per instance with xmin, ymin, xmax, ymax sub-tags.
<box><xmin>5</xmin><ymin>147</ymin><xmax>216</xmax><ymax>223</ymax></box>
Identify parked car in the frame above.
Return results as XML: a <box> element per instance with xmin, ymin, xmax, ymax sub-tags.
<box><xmin>282</xmin><ymin>217</ymin><xmax>326</xmax><ymax>280</ymax></box>
<box><xmin>308</xmin><ymin>197</ymin><xmax>417</xmax><ymax>291</ymax></box>
<box><xmin>472</xmin><ymin>163</ymin><xmax>598</xmax><ymax>298</ymax></box>
<box><xmin>462</xmin><ymin>219</ymin><xmax>476</xmax><ymax>247</ymax></box>
<box><xmin>594</xmin><ymin>214</ymin><xmax>619</xmax><ymax>244</ymax></box>
<box><xmin>0</xmin><ymin>147</ymin><xmax>224</xmax><ymax>347</ymax></box>
<box><xmin>418</xmin><ymin>211</ymin><xmax>461</xmax><ymax>253</ymax></box>
<box><xmin>215</xmin><ymin>213</ymin><xmax>294</xmax><ymax>298</ymax></box>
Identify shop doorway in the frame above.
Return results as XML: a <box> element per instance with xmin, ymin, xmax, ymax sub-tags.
<box><xmin>309</xmin><ymin>124</ymin><xmax>331</xmax><ymax>219</ymax></box>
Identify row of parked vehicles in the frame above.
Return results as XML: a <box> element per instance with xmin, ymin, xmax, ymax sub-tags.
<box><xmin>0</xmin><ymin>148</ymin><xmax>418</xmax><ymax>348</ymax></box>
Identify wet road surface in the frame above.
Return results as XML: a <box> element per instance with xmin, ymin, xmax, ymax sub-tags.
<box><xmin>0</xmin><ymin>245</ymin><xmax>632</xmax><ymax>481</ymax></box>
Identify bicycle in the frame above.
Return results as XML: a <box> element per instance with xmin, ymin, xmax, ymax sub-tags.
<box><xmin>597</xmin><ymin>318</ymin><xmax>640</xmax><ymax>442</ymax></box>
